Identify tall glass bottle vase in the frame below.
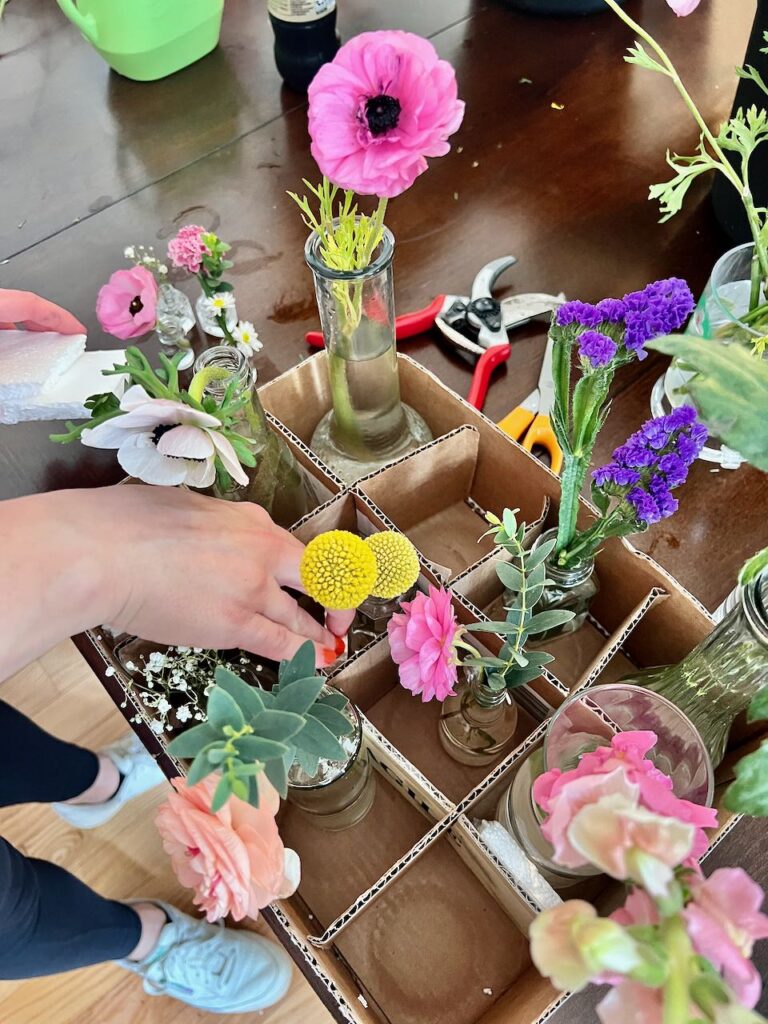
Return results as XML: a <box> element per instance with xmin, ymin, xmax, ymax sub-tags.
<box><xmin>620</xmin><ymin>572</ymin><xmax>768</xmax><ymax>769</ymax></box>
<box><xmin>305</xmin><ymin>225</ymin><xmax>433</xmax><ymax>484</ymax></box>
<box><xmin>194</xmin><ymin>347</ymin><xmax>321</xmax><ymax>529</ymax></box>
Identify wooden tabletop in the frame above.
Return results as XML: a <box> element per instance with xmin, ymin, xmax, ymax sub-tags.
<box><xmin>3</xmin><ymin>0</ymin><xmax>768</xmax><ymax>1015</ymax></box>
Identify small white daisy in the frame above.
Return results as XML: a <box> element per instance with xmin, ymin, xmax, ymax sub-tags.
<box><xmin>201</xmin><ymin>292</ymin><xmax>236</xmax><ymax>318</ymax></box>
<box><xmin>232</xmin><ymin>320</ymin><xmax>263</xmax><ymax>358</ymax></box>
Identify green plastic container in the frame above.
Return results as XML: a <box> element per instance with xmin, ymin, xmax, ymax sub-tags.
<box><xmin>55</xmin><ymin>0</ymin><xmax>224</xmax><ymax>81</ymax></box>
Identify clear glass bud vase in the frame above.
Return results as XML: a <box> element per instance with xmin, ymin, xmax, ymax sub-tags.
<box><xmin>620</xmin><ymin>572</ymin><xmax>768</xmax><ymax>768</ymax></box>
<box><xmin>439</xmin><ymin>666</ymin><xmax>519</xmax><ymax>766</ymax></box>
<box><xmin>304</xmin><ymin>225</ymin><xmax>433</xmax><ymax>484</ymax></box>
<box><xmin>348</xmin><ymin>586</ymin><xmax>417</xmax><ymax>656</ymax></box>
<box><xmin>194</xmin><ymin>347</ymin><xmax>321</xmax><ymax>529</ymax></box>
<box><xmin>155</xmin><ymin>283</ymin><xmax>195</xmax><ymax>370</ymax></box>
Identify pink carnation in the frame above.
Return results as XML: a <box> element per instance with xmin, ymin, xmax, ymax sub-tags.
<box><xmin>155</xmin><ymin>775</ymin><xmax>300</xmax><ymax>923</ymax></box>
<box><xmin>684</xmin><ymin>869</ymin><xmax>768</xmax><ymax>1008</ymax></box>
<box><xmin>307</xmin><ymin>30</ymin><xmax>464</xmax><ymax>198</ymax></box>
<box><xmin>387</xmin><ymin>584</ymin><xmax>459</xmax><ymax>702</ymax></box>
<box><xmin>95</xmin><ymin>266</ymin><xmax>158</xmax><ymax>340</ymax></box>
<box><xmin>167</xmin><ymin>224</ymin><xmax>209</xmax><ymax>274</ymax></box>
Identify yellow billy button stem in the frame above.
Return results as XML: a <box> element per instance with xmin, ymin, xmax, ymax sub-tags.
<box><xmin>364</xmin><ymin>532</ymin><xmax>420</xmax><ymax>600</ymax></box>
<box><xmin>300</xmin><ymin>530</ymin><xmax>378</xmax><ymax>610</ymax></box>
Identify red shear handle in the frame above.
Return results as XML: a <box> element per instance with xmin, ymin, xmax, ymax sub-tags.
<box><xmin>467</xmin><ymin>343</ymin><xmax>511</xmax><ymax>409</ymax></box>
<box><xmin>305</xmin><ymin>294</ymin><xmax>446</xmax><ymax>348</ymax></box>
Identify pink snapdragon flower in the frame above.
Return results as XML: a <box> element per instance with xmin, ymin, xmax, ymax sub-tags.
<box><xmin>684</xmin><ymin>869</ymin><xmax>768</xmax><ymax>1008</ymax></box>
<box><xmin>665</xmin><ymin>0</ymin><xmax>701</xmax><ymax>14</ymax></box>
<box><xmin>307</xmin><ymin>31</ymin><xmax>465</xmax><ymax>198</ymax></box>
<box><xmin>156</xmin><ymin>775</ymin><xmax>300</xmax><ymax>923</ymax></box>
<box><xmin>167</xmin><ymin>224</ymin><xmax>209</xmax><ymax>274</ymax></box>
<box><xmin>534</xmin><ymin>730</ymin><xmax>717</xmax><ymax>858</ymax></box>
<box><xmin>96</xmin><ymin>266</ymin><xmax>158</xmax><ymax>340</ymax></box>
<box><xmin>597</xmin><ymin>981</ymin><xmax>664</xmax><ymax>1024</ymax></box>
<box><xmin>387</xmin><ymin>585</ymin><xmax>460</xmax><ymax>702</ymax></box>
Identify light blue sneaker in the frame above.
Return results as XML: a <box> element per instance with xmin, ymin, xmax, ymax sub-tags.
<box><xmin>117</xmin><ymin>902</ymin><xmax>293</xmax><ymax>1014</ymax></box>
<box><xmin>53</xmin><ymin>732</ymin><xmax>165</xmax><ymax>829</ymax></box>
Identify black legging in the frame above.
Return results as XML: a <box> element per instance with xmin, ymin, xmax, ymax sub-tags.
<box><xmin>0</xmin><ymin>700</ymin><xmax>142</xmax><ymax>978</ymax></box>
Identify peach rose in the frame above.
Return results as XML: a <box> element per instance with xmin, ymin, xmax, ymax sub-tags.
<box><xmin>155</xmin><ymin>775</ymin><xmax>300</xmax><ymax>922</ymax></box>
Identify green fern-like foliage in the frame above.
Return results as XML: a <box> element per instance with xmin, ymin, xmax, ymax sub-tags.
<box><xmin>167</xmin><ymin>642</ymin><xmax>353</xmax><ymax>813</ymax></box>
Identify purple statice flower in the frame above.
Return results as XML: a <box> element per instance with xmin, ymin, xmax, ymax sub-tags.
<box><xmin>621</xmin><ymin>277</ymin><xmax>695</xmax><ymax>360</ymax></box>
<box><xmin>648</xmin><ymin>473</ymin><xmax>679</xmax><ymax>518</ymax></box>
<box><xmin>626</xmin><ymin>486</ymin><xmax>662</xmax><ymax>525</ymax></box>
<box><xmin>666</xmin><ymin>404</ymin><xmax>698</xmax><ymax>429</ymax></box>
<box><xmin>578</xmin><ymin>330</ymin><xmax>618</xmax><ymax>369</ymax></box>
<box><xmin>612</xmin><ymin>441</ymin><xmax>658</xmax><ymax>469</ymax></box>
<box><xmin>556</xmin><ymin>300</ymin><xmax>603</xmax><ymax>328</ymax></box>
<box><xmin>657</xmin><ymin>452</ymin><xmax>688</xmax><ymax>487</ymax></box>
<box><xmin>595</xmin><ymin>297</ymin><xmax>626</xmax><ymax>323</ymax></box>
<box><xmin>592</xmin><ymin>464</ymin><xmax>642</xmax><ymax>489</ymax></box>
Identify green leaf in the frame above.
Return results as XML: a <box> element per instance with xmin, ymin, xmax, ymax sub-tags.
<box><xmin>234</xmin><ymin>762</ymin><xmax>268</xmax><ymax>777</ymax></box>
<box><xmin>496</xmin><ymin>562</ymin><xmax>523</xmax><ymax>592</ymax></box>
<box><xmin>724</xmin><ymin>742</ymin><xmax>768</xmax><ymax>816</ymax></box>
<box><xmin>263</xmin><ymin>754</ymin><xmax>289</xmax><ymax>799</ymax></box>
<box><xmin>187</xmin><ymin>749</ymin><xmax>217</xmax><ymax>786</ymax></box>
<box><xmin>748</xmin><ymin>686</ymin><xmax>768</xmax><ymax>724</ymax></box>
<box><xmin>319</xmin><ymin>691</ymin><xmax>349</xmax><ymax>711</ymax></box>
<box><xmin>526</xmin><ymin>609</ymin><xmax>575</xmax><ymax>634</ymax></box>
<box><xmin>230</xmin><ymin>777</ymin><xmax>248</xmax><ymax>801</ymax></box>
<box><xmin>308</xmin><ymin>703</ymin><xmax>354</xmax><ymax>736</ymax></box>
<box><xmin>740</xmin><ymin>547</ymin><xmax>768</xmax><ymax>586</ymax></box>
<box><xmin>250</xmin><ymin>708</ymin><xmax>305</xmax><ymax>742</ymax></box>
<box><xmin>235</xmin><ymin>735</ymin><xmax>289</xmax><ymax>763</ymax></box>
<box><xmin>648</xmin><ymin>335</ymin><xmax>768</xmax><ymax>471</ymax></box>
<box><xmin>207</xmin><ymin>686</ymin><xmax>245</xmax><ymax>732</ymax></box>
<box><xmin>502</xmin><ymin>508</ymin><xmax>518</xmax><ymax>536</ymax></box>
<box><xmin>648</xmin><ymin>140</ymin><xmax>717</xmax><ymax>223</ymax></box>
<box><xmin>213</xmin><ymin>666</ymin><xmax>265</xmax><ymax>721</ymax></box>
<box><xmin>207</xmin><ymin>746</ymin><xmax>228</xmax><ymax>765</ymax></box>
<box><xmin>624</xmin><ymin>41</ymin><xmax>671</xmax><ymax>77</ymax></box>
<box><xmin>463</xmin><ymin>655</ymin><xmax>508</xmax><ymax>670</ymax></box>
<box><xmin>295</xmin><ymin>747</ymin><xmax>321</xmax><ymax>775</ymax></box>
<box><xmin>295</xmin><ymin>715</ymin><xmax>348</xmax><ymax>760</ymax></box>
<box><xmin>504</xmin><ymin>663</ymin><xmax>552</xmax><ymax>689</ymax></box>
<box><xmin>278</xmin><ymin>641</ymin><xmax>317</xmax><ymax>688</ymax></box>
<box><xmin>274</xmin><ymin>676</ymin><xmax>326</xmax><ymax>715</ymax></box>
<box><xmin>167</xmin><ymin>722</ymin><xmax>220</xmax><ymax>758</ymax></box>
<box><xmin>211</xmin><ymin>775</ymin><xmax>233</xmax><ymax>813</ymax></box>
<box><xmin>467</xmin><ymin>620</ymin><xmax>527</xmax><ymax>636</ymax></box>
<box><xmin>590</xmin><ymin>482</ymin><xmax>611</xmax><ymax>517</ymax></box>
<box><xmin>524</xmin><ymin>539</ymin><xmax>556</xmax><ymax>573</ymax></box>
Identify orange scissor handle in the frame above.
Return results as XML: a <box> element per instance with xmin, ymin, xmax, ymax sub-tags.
<box><xmin>520</xmin><ymin>413</ymin><xmax>564</xmax><ymax>475</ymax></box>
<box><xmin>497</xmin><ymin>405</ymin><xmax>535</xmax><ymax>442</ymax></box>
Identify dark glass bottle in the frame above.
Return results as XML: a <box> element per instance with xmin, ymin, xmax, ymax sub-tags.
<box><xmin>503</xmin><ymin>0</ymin><xmax>623</xmax><ymax>15</ymax></box>
<box><xmin>268</xmin><ymin>0</ymin><xmax>340</xmax><ymax>93</ymax></box>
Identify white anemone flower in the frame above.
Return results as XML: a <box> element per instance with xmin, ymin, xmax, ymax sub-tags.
<box><xmin>232</xmin><ymin>320</ymin><xmax>262</xmax><ymax>358</ymax></box>
<box><xmin>200</xmin><ymin>291</ymin><xmax>236</xmax><ymax>318</ymax></box>
<box><xmin>81</xmin><ymin>384</ymin><xmax>248</xmax><ymax>488</ymax></box>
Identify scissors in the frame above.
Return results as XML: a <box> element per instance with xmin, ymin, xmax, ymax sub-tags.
<box><xmin>497</xmin><ymin>334</ymin><xmax>563</xmax><ymax>474</ymax></box>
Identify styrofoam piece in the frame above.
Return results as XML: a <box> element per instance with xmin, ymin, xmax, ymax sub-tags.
<box><xmin>0</xmin><ymin>349</ymin><xmax>125</xmax><ymax>424</ymax></box>
<box><xmin>473</xmin><ymin>820</ymin><xmax>561</xmax><ymax>910</ymax></box>
<box><xmin>0</xmin><ymin>330</ymin><xmax>86</xmax><ymax>401</ymax></box>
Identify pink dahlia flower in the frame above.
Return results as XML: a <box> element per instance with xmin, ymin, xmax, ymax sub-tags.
<box><xmin>666</xmin><ymin>0</ymin><xmax>701</xmax><ymax>14</ymax></box>
<box><xmin>156</xmin><ymin>775</ymin><xmax>300</xmax><ymax>923</ymax></box>
<box><xmin>96</xmin><ymin>266</ymin><xmax>158</xmax><ymax>341</ymax></box>
<box><xmin>387</xmin><ymin>584</ymin><xmax>460</xmax><ymax>702</ymax></box>
<box><xmin>307</xmin><ymin>30</ymin><xmax>465</xmax><ymax>198</ymax></box>
<box><xmin>167</xmin><ymin>224</ymin><xmax>209</xmax><ymax>274</ymax></box>
<box><xmin>683</xmin><ymin>868</ymin><xmax>768</xmax><ymax>1008</ymax></box>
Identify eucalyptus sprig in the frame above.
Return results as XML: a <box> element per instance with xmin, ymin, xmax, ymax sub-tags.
<box><xmin>461</xmin><ymin>509</ymin><xmax>573</xmax><ymax>693</ymax></box>
<box><xmin>167</xmin><ymin>642</ymin><xmax>355</xmax><ymax>813</ymax></box>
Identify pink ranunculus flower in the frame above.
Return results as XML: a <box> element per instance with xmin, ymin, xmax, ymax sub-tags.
<box><xmin>683</xmin><ymin>869</ymin><xmax>768</xmax><ymax>1008</ymax></box>
<box><xmin>156</xmin><ymin>775</ymin><xmax>300</xmax><ymax>923</ymax></box>
<box><xmin>568</xmin><ymin>791</ymin><xmax>695</xmax><ymax>899</ymax></box>
<box><xmin>387</xmin><ymin>584</ymin><xmax>460</xmax><ymax>702</ymax></box>
<box><xmin>533</xmin><ymin>730</ymin><xmax>717</xmax><ymax>859</ymax></box>
<box><xmin>529</xmin><ymin>899</ymin><xmax>641</xmax><ymax>993</ymax></box>
<box><xmin>665</xmin><ymin>0</ymin><xmax>701</xmax><ymax>15</ymax></box>
<box><xmin>307</xmin><ymin>30</ymin><xmax>465</xmax><ymax>198</ymax></box>
<box><xmin>167</xmin><ymin>224</ymin><xmax>209</xmax><ymax>274</ymax></box>
<box><xmin>96</xmin><ymin>266</ymin><xmax>158</xmax><ymax>340</ymax></box>
<box><xmin>81</xmin><ymin>384</ymin><xmax>248</xmax><ymax>488</ymax></box>
<box><xmin>597</xmin><ymin>981</ymin><xmax>664</xmax><ymax>1024</ymax></box>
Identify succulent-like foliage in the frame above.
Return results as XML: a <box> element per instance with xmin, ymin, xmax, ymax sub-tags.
<box><xmin>167</xmin><ymin>642</ymin><xmax>354</xmax><ymax>812</ymax></box>
<box><xmin>462</xmin><ymin>508</ymin><xmax>573</xmax><ymax>693</ymax></box>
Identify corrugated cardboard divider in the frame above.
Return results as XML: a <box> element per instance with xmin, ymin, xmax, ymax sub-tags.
<box><xmin>267</xmin><ymin>411</ymin><xmax>343</xmax><ymax>502</ymax></box>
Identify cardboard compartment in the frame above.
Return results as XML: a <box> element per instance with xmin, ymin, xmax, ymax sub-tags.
<box><xmin>267</xmin><ymin>411</ymin><xmax>343</xmax><ymax>505</ymax></box>
<box><xmin>329</xmin><ymin>832</ymin><xmax>557</xmax><ymax>1024</ymax></box>
<box><xmin>330</xmin><ymin>614</ymin><xmax>547</xmax><ymax>805</ymax></box>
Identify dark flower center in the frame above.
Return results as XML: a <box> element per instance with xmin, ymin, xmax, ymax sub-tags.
<box><xmin>129</xmin><ymin>295</ymin><xmax>144</xmax><ymax>316</ymax></box>
<box><xmin>365</xmin><ymin>94</ymin><xmax>401</xmax><ymax>136</ymax></box>
<box><xmin>150</xmin><ymin>422</ymin><xmax>205</xmax><ymax>462</ymax></box>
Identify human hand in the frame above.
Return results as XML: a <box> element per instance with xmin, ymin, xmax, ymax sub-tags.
<box><xmin>0</xmin><ymin>289</ymin><xmax>86</xmax><ymax>334</ymax></box>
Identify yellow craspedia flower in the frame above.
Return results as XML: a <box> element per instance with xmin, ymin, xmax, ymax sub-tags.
<box><xmin>300</xmin><ymin>530</ymin><xmax>377</xmax><ymax>610</ymax></box>
<box><xmin>365</xmin><ymin>532</ymin><xmax>421</xmax><ymax>600</ymax></box>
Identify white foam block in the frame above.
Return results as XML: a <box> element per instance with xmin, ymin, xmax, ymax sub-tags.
<box><xmin>0</xmin><ymin>349</ymin><xmax>125</xmax><ymax>425</ymax></box>
<box><xmin>0</xmin><ymin>330</ymin><xmax>86</xmax><ymax>401</ymax></box>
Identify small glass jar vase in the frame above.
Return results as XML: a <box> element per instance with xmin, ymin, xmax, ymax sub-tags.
<box><xmin>496</xmin><ymin>684</ymin><xmax>714</xmax><ymax>889</ymax></box>
<box><xmin>304</xmin><ymin>224</ymin><xmax>433</xmax><ymax>484</ymax></box>
<box><xmin>287</xmin><ymin>686</ymin><xmax>376</xmax><ymax>831</ymax></box>
<box><xmin>619</xmin><ymin>571</ymin><xmax>768</xmax><ymax>769</ymax></box>
<box><xmin>439</xmin><ymin>666</ymin><xmax>519</xmax><ymax>767</ymax></box>
<box><xmin>348</xmin><ymin>586</ymin><xmax>417</xmax><ymax>656</ymax></box>
<box><xmin>195</xmin><ymin>290</ymin><xmax>238</xmax><ymax>338</ymax></box>
<box><xmin>155</xmin><ymin>283</ymin><xmax>195</xmax><ymax>370</ymax></box>
<box><xmin>486</xmin><ymin>528</ymin><xmax>598</xmax><ymax>641</ymax></box>
<box><xmin>194</xmin><ymin>346</ymin><xmax>321</xmax><ymax>529</ymax></box>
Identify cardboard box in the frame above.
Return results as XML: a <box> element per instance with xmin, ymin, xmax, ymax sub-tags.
<box><xmin>82</xmin><ymin>352</ymin><xmax>747</xmax><ymax>1024</ymax></box>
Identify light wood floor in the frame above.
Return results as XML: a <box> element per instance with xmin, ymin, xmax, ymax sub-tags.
<box><xmin>0</xmin><ymin>641</ymin><xmax>334</xmax><ymax>1024</ymax></box>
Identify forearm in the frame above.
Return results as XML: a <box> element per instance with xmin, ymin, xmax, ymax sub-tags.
<box><xmin>0</xmin><ymin>489</ymin><xmax>116</xmax><ymax>682</ymax></box>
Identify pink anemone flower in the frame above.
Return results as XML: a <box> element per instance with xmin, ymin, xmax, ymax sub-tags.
<box><xmin>307</xmin><ymin>30</ymin><xmax>465</xmax><ymax>198</ymax></box>
<box><xmin>96</xmin><ymin>266</ymin><xmax>158</xmax><ymax>341</ymax></box>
